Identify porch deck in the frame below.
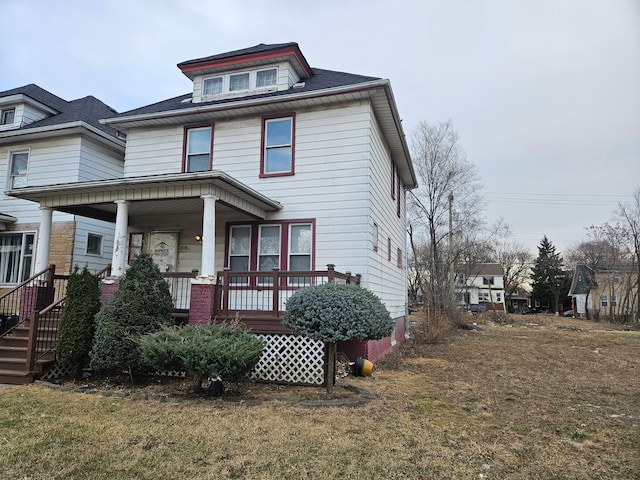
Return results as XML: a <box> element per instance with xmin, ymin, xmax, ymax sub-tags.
<box><xmin>212</xmin><ymin>266</ymin><xmax>361</xmax><ymax>334</ymax></box>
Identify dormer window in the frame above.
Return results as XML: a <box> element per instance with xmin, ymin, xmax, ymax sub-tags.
<box><xmin>203</xmin><ymin>77</ymin><xmax>223</xmax><ymax>95</ymax></box>
<box><xmin>1</xmin><ymin>108</ymin><xmax>15</xmax><ymax>125</ymax></box>
<box><xmin>256</xmin><ymin>68</ymin><xmax>277</xmax><ymax>88</ymax></box>
<box><xmin>200</xmin><ymin>68</ymin><xmax>279</xmax><ymax>99</ymax></box>
<box><xmin>230</xmin><ymin>73</ymin><xmax>250</xmax><ymax>91</ymax></box>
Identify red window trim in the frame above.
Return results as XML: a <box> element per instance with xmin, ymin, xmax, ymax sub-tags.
<box><xmin>259</xmin><ymin>113</ymin><xmax>296</xmax><ymax>178</ymax></box>
<box><xmin>181</xmin><ymin>123</ymin><xmax>215</xmax><ymax>172</ymax></box>
<box><xmin>224</xmin><ymin>218</ymin><xmax>316</xmax><ymax>272</ymax></box>
<box><xmin>391</xmin><ymin>161</ymin><xmax>396</xmax><ymax>200</ymax></box>
<box><xmin>396</xmin><ymin>172</ymin><xmax>401</xmax><ymax>217</ymax></box>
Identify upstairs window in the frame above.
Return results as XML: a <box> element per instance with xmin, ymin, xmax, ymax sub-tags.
<box><xmin>256</xmin><ymin>68</ymin><xmax>277</xmax><ymax>88</ymax></box>
<box><xmin>9</xmin><ymin>151</ymin><xmax>29</xmax><ymax>188</ymax></box>
<box><xmin>483</xmin><ymin>277</ymin><xmax>495</xmax><ymax>285</ymax></box>
<box><xmin>203</xmin><ymin>77</ymin><xmax>223</xmax><ymax>95</ymax></box>
<box><xmin>1</xmin><ymin>108</ymin><xmax>15</xmax><ymax>125</ymax></box>
<box><xmin>261</xmin><ymin>115</ymin><xmax>294</xmax><ymax>176</ymax></box>
<box><xmin>229</xmin><ymin>73</ymin><xmax>250</xmax><ymax>91</ymax></box>
<box><xmin>0</xmin><ymin>232</ymin><xmax>34</xmax><ymax>284</ymax></box>
<box><xmin>184</xmin><ymin>126</ymin><xmax>212</xmax><ymax>172</ymax></box>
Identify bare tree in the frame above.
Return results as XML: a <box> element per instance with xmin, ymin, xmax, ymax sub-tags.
<box><xmin>616</xmin><ymin>187</ymin><xmax>640</xmax><ymax>322</ymax></box>
<box><xmin>408</xmin><ymin>120</ymin><xmax>483</xmax><ymax>317</ymax></box>
<box><xmin>490</xmin><ymin>220</ymin><xmax>532</xmax><ymax>311</ymax></box>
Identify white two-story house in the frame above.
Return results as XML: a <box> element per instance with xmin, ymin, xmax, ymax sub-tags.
<box><xmin>456</xmin><ymin>263</ymin><xmax>506</xmax><ymax>312</ymax></box>
<box><xmin>7</xmin><ymin>43</ymin><xmax>417</xmax><ymax>378</ymax></box>
<box><xmin>0</xmin><ymin>84</ymin><xmax>124</xmax><ymax>293</ymax></box>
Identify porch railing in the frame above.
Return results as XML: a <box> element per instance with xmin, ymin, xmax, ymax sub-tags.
<box><xmin>214</xmin><ymin>264</ymin><xmax>361</xmax><ymax>320</ymax></box>
<box><xmin>162</xmin><ymin>271</ymin><xmax>198</xmax><ymax>311</ymax></box>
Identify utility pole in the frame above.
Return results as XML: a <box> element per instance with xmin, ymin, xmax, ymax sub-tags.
<box><xmin>448</xmin><ymin>193</ymin><xmax>455</xmax><ymax>296</ymax></box>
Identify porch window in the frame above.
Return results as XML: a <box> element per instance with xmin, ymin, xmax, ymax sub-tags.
<box><xmin>289</xmin><ymin>223</ymin><xmax>311</xmax><ymax>285</ymax></box>
<box><xmin>261</xmin><ymin>115</ymin><xmax>294</xmax><ymax>176</ymax></box>
<box><xmin>258</xmin><ymin>225</ymin><xmax>281</xmax><ymax>284</ymax></box>
<box><xmin>184</xmin><ymin>126</ymin><xmax>212</xmax><ymax>172</ymax></box>
<box><xmin>229</xmin><ymin>226</ymin><xmax>251</xmax><ymax>284</ymax></box>
<box><xmin>0</xmin><ymin>232</ymin><xmax>35</xmax><ymax>284</ymax></box>
<box><xmin>128</xmin><ymin>233</ymin><xmax>143</xmax><ymax>264</ymax></box>
<box><xmin>86</xmin><ymin>233</ymin><xmax>103</xmax><ymax>256</ymax></box>
<box><xmin>9</xmin><ymin>151</ymin><xmax>29</xmax><ymax>188</ymax></box>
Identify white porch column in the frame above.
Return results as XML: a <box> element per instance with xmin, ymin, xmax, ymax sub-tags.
<box><xmin>34</xmin><ymin>207</ymin><xmax>53</xmax><ymax>272</ymax></box>
<box><xmin>112</xmin><ymin>200</ymin><xmax>129</xmax><ymax>277</ymax></box>
<box><xmin>200</xmin><ymin>195</ymin><xmax>218</xmax><ymax>277</ymax></box>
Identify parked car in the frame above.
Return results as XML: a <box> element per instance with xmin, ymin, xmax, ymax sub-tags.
<box><xmin>562</xmin><ymin>309</ymin><xmax>574</xmax><ymax>317</ymax></box>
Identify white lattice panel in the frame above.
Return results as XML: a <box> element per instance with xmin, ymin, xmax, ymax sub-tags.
<box><xmin>251</xmin><ymin>334</ymin><xmax>325</xmax><ymax>385</ymax></box>
<box><xmin>40</xmin><ymin>360</ymin><xmax>75</xmax><ymax>381</ymax></box>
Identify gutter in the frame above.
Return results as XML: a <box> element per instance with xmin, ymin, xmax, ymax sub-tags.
<box><xmin>0</xmin><ymin>121</ymin><xmax>126</xmax><ymax>150</ymax></box>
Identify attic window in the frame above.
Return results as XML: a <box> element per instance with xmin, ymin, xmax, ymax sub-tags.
<box><xmin>256</xmin><ymin>68</ymin><xmax>277</xmax><ymax>88</ymax></box>
<box><xmin>230</xmin><ymin>73</ymin><xmax>250</xmax><ymax>91</ymax></box>
<box><xmin>203</xmin><ymin>77</ymin><xmax>223</xmax><ymax>95</ymax></box>
<box><xmin>1</xmin><ymin>108</ymin><xmax>15</xmax><ymax>125</ymax></box>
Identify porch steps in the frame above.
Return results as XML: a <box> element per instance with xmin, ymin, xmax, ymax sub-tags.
<box><xmin>0</xmin><ymin>311</ymin><xmax>60</xmax><ymax>385</ymax></box>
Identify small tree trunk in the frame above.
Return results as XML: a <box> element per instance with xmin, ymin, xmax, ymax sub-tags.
<box><xmin>325</xmin><ymin>342</ymin><xmax>336</xmax><ymax>397</ymax></box>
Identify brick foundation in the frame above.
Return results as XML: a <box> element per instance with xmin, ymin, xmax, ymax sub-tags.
<box><xmin>338</xmin><ymin>316</ymin><xmax>406</xmax><ymax>363</ymax></box>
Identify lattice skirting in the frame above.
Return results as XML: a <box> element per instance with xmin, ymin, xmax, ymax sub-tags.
<box><xmin>251</xmin><ymin>334</ymin><xmax>325</xmax><ymax>385</ymax></box>
<box><xmin>41</xmin><ymin>334</ymin><xmax>325</xmax><ymax>386</ymax></box>
<box><xmin>40</xmin><ymin>360</ymin><xmax>75</xmax><ymax>381</ymax></box>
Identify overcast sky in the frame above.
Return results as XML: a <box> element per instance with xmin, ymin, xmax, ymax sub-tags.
<box><xmin>2</xmin><ymin>0</ymin><xmax>638</xmax><ymax>256</ymax></box>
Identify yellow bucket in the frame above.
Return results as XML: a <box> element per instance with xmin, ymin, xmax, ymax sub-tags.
<box><xmin>354</xmin><ymin>356</ymin><xmax>374</xmax><ymax>376</ymax></box>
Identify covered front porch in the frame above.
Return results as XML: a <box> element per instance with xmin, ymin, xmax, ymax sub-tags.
<box><xmin>8</xmin><ymin>171</ymin><xmax>360</xmax><ymax>331</ymax></box>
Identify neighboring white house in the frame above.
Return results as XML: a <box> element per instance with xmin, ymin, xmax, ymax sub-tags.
<box><xmin>7</xmin><ymin>43</ymin><xmax>417</xmax><ymax>366</ymax></box>
<box><xmin>456</xmin><ymin>263</ymin><xmax>506</xmax><ymax>312</ymax></box>
<box><xmin>0</xmin><ymin>84</ymin><xmax>124</xmax><ymax>292</ymax></box>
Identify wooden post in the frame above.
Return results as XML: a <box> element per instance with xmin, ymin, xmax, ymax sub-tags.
<box><xmin>346</xmin><ymin>272</ymin><xmax>351</xmax><ymax>284</ymax></box>
<box><xmin>221</xmin><ymin>270</ymin><xmax>230</xmax><ymax>317</ymax></box>
<box><xmin>25</xmin><ymin>310</ymin><xmax>40</xmax><ymax>374</ymax></box>
<box><xmin>272</xmin><ymin>267</ymin><xmax>280</xmax><ymax>317</ymax></box>
<box><xmin>325</xmin><ymin>341</ymin><xmax>336</xmax><ymax>397</ymax></box>
<box><xmin>327</xmin><ymin>264</ymin><xmax>335</xmax><ymax>283</ymax></box>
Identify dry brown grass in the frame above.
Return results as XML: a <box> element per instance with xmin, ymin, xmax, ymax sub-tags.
<box><xmin>1</xmin><ymin>314</ymin><xmax>638</xmax><ymax>479</ymax></box>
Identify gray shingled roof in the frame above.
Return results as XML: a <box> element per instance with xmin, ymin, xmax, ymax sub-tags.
<box><xmin>117</xmin><ymin>68</ymin><xmax>380</xmax><ymax>117</ymax></box>
<box><xmin>177</xmin><ymin>42</ymin><xmax>302</xmax><ymax>68</ymax></box>
<box><xmin>0</xmin><ymin>84</ymin><xmax>121</xmax><ymax>138</ymax></box>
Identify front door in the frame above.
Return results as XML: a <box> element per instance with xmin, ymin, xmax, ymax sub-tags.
<box><xmin>149</xmin><ymin>231</ymin><xmax>179</xmax><ymax>272</ymax></box>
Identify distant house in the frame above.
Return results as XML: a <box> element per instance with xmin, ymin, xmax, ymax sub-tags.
<box><xmin>0</xmin><ymin>84</ymin><xmax>124</xmax><ymax>292</ymax></box>
<box><xmin>4</xmin><ymin>43</ymin><xmax>417</xmax><ymax>383</ymax></box>
<box><xmin>456</xmin><ymin>263</ymin><xmax>506</xmax><ymax>312</ymax></box>
<box><xmin>569</xmin><ymin>264</ymin><xmax>637</xmax><ymax>321</ymax></box>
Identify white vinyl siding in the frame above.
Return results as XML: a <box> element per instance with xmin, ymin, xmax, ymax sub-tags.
<box><xmin>72</xmin><ymin>218</ymin><xmax>114</xmax><ymax>273</ymax></box>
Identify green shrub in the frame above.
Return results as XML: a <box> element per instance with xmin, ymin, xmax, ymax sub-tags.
<box><xmin>140</xmin><ymin>323</ymin><xmax>265</xmax><ymax>392</ymax></box>
<box><xmin>90</xmin><ymin>254</ymin><xmax>173</xmax><ymax>374</ymax></box>
<box><xmin>56</xmin><ymin>266</ymin><xmax>100</xmax><ymax>379</ymax></box>
<box><xmin>283</xmin><ymin>283</ymin><xmax>394</xmax><ymax>343</ymax></box>
<box><xmin>283</xmin><ymin>282</ymin><xmax>394</xmax><ymax>395</ymax></box>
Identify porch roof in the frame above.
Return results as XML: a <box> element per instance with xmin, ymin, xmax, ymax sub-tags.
<box><xmin>5</xmin><ymin>171</ymin><xmax>282</xmax><ymax>222</ymax></box>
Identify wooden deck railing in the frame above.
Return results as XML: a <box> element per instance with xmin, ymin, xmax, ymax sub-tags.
<box><xmin>213</xmin><ymin>264</ymin><xmax>360</xmax><ymax>333</ymax></box>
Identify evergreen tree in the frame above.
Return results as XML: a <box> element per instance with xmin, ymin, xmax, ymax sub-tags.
<box><xmin>56</xmin><ymin>266</ymin><xmax>100</xmax><ymax>379</ymax></box>
<box><xmin>530</xmin><ymin>236</ymin><xmax>571</xmax><ymax>313</ymax></box>
<box><xmin>90</xmin><ymin>253</ymin><xmax>173</xmax><ymax>374</ymax></box>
